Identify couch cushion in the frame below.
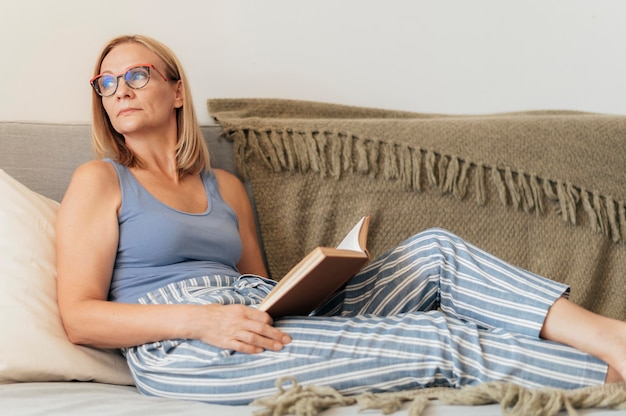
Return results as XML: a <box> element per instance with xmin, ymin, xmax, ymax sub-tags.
<box><xmin>0</xmin><ymin>169</ymin><xmax>134</xmax><ymax>384</ymax></box>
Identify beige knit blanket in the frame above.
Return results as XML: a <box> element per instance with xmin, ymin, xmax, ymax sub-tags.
<box><xmin>208</xmin><ymin>98</ymin><xmax>626</xmax><ymax>414</ymax></box>
<box><xmin>209</xmin><ymin>97</ymin><xmax>626</xmax><ymax>320</ymax></box>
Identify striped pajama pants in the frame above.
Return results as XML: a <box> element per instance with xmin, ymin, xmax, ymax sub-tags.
<box><xmin>125</xmin><ymin>228</ymin><xmax>607</xmax><ymax>405</ymax></box>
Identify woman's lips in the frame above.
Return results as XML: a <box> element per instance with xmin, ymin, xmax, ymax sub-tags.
<box><xmin>118</xmin><ymin>108</ymin><xmax>140</xmax><ymax>117</ymax></box>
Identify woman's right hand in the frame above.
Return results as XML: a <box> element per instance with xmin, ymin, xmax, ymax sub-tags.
<box><xmin>192</xmin><ymin>304</ymin><xmax>291</xmax><ymax>354</ymax></box>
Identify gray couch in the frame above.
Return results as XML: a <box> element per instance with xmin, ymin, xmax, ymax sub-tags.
<box><xmin>0</xmin><ymin>122</ymin><xmax>422</xmax><ymax>416</ymax></box>
<box><xmin>0</xmin><ymin>122</ymin><xmax>233</xmax><ymax>203</ymax></box>
<box><xmin>0</xmin><ymin>122</ymin><xmax>249</xmax><ymax>415</ymax></box>
<box><xmin>1</xmin><ymin>120</ymin><xmax>624</xmax><ymax>416</ymax></box>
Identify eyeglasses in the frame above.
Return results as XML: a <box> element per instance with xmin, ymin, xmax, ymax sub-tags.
<box><xmin>90</xmin><ymin>64</ymin><xmax>170</xmax><ymax>97</ymax></box>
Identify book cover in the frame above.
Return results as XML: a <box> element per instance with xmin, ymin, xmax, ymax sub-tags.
<box><xmin>258</xmin><ymin>216</ymin><xmax>371</xmax><ymax>317</ymax></box>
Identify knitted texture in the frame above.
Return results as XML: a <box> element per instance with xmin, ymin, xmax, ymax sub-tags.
<box><xmin>208</xmin><ymin>98</ymin><xmax>626</xmax><ymax>320</ymax></box>
<box><xmin>251</xmin><ymin>377</ymin><xmax>626</xmax><ymax>416</ymax></box>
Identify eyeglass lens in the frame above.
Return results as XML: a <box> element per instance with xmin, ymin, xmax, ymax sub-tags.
<box><xmin>95</xmin><ymin>66</ymin><xmax>151</xmax><ymax>97</ymax></box>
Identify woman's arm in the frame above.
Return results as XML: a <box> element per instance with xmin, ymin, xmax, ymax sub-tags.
<box><xmin>213</xmin><ymin>169</ymin><xmax>268</xmax><ymax>277</ymax></box>
<box><xmin>56</xmin><ymin>160</ymin><xmax>191</xmax><ymax>348</ymax></box>
<box><xmin>56</xmin><ymin>162</ymin><xmax>287</xmax><ymax>353</ymax></box>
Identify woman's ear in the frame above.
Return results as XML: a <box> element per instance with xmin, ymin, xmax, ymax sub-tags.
<box><xmin>174</xmin><ymin>80</ymin><xmax>184</xmax><ymax>109</ymax></box>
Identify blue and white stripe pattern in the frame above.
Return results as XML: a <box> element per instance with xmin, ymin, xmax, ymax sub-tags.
<box><xmin>124</xmin><ymin>228</ymin><xmax>607</xmax><ymax>405</ymax></box>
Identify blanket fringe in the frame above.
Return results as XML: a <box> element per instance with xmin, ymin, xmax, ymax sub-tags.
<box><xmin>251</xmin><ymin>377</ymin><xmax>357</xmax><ymax>416</ymax></box>
<box><xmin>440</xmin><ymin>381</ymin><xmax>626</xmax><ymax>416</ymax></box>
<box><xmin>227</xmin><ymin>128</ymin><xmax>626</xmax><ymax>244</ymax></box>
<box><xmin>251</xmin><ymin>378</ymin><xmax>626</xmax><ymax>416</ymax></box>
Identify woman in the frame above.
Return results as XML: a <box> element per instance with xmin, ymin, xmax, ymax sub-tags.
<box><xmin>56</xmin><ymin>34</ymin><xmax>626</xmax><ymax>405</ymax></box>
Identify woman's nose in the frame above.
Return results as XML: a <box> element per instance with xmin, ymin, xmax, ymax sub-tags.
<box><xmin>114</xmin><ymin>76</ymin><xmax>133</xmax><ymax>98</ymax></box>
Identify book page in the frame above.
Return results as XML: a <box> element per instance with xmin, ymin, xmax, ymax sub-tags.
<box><xmin>336</xmin><ymin>216</ymin><xmax>367</xmax><ymax>252</ymax></box>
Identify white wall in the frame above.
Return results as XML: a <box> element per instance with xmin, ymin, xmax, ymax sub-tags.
<box><xmin>1</xmin><ymin>0</ymin><xmax>626</xmax><ymax>125</ymax></box>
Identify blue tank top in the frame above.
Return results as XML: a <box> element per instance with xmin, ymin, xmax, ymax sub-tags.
<box><xmin>105</xmin><ymin>159</ymin><xmax>243</xmax><ymax>303</ymax></box>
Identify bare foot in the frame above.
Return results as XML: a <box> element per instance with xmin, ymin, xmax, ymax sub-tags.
<box><xmin>541</xmin><ymin>298</ymin><xmax>626</xmax><ymax>384</ymax></box>
<box><xmin>596</xmin><ymin>322</ymin><xmax>626</xmax><ymax>383</ymax></box>
<box><xmin>588</xmin><ymin>320</ymin><xmax>626</xmax><ymax>384</ymax></box>
<box><xmin>605</xmin><ymin>366</ymin><xmax>624</xmax><ymax>383</ymax></box>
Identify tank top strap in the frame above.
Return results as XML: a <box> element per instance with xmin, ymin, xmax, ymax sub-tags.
<box><xmin>104</xmin><ymin>158</ymin><xmax>139</xmax><ymax>199</ymax></box>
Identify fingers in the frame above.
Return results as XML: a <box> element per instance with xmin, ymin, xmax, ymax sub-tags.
<box><xmin>235</xmin><ymin>312</ymin><xmax>291</xmax><ymax>352</ymax></box>
<box><xmin>227</xmin><ymin>339</ymin><xmax>264</xmax><ymax>355</ymax></box>
<box><xmin>240</xmin><ymin>306</ymin><xmax>292</xmax><ymax>346</ymax></box>
<box><xmin>243</xmin><ymin>305</ymin><xmax>275</xmax><ymax>325</ymax></box>
<box><xmin>203</xmin><ymin>304</ymin><xmax>291</xmax><ymax>354</ymax></box>
<box><xmin>234</xmin><ymin>325</ymin><xmax>286</xmax><ymax>352</ymax></box>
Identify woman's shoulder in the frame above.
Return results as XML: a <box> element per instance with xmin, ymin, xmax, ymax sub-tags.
<box><xmin>75</xmin><ymin>159</ymin><xmax>116</xmax><ymax>174</ymax></box>
<box><xmin>212</xmin><ymin>168</ymin><xmax>246</xmax><ymax>192</ymax></box>
<box><xmin>211</xmin><ymin>167</ymin><xmax>240</xmax><ymax>183</ymax></box>
<box><xmin>66</xmin><ymin>160</ymin><xmax>120</xmax><ymax>198</ymax></box>
<box><xmin>211</xmin><ymin>168</ymin><xmax>247</xmax><ymax>203</ymax></box>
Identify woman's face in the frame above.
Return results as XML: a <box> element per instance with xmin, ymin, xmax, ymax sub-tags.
<box><xmin>98</xmin><ymin>42</ymin><xmax>182</xmax><ymax>139</ymax></box>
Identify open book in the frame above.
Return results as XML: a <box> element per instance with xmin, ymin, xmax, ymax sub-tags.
<box><xmin>258</xmin><ymin>215</ymin><xmax>371</xmax><ymax>317</ymax></box>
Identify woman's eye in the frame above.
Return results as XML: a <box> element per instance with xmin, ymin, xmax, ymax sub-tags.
<box><xmin>100</xmin><ymin>76</ymin><xmax>116</xmax><ymax>90</ymax></box>
<box><xmin>128</xmin><ymin>69</ymin><xmax>149</xmax><ymax>83</ymax></box>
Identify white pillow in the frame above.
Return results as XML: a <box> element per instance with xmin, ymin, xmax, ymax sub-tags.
<box><xmin>0</xmin><ymin>169</ymin><xmax>134</xmax><ymax>385</ymax></box>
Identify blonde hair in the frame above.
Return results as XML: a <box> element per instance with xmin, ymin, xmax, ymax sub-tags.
<box><xmin>90</xmin><ymin>34</ymin><xmax>210</xmax><ymax>176</ymax></box>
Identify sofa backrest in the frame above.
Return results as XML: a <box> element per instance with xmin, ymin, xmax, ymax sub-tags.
<box><xmin>0</xmin><ymin>121</ymin><xmax>268</xmax><ymax>274</ymax></box>
<box><xmin>0</xmin><ymin>122</ymin><xmax>229</xmax><ymax>203</ymax></box>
